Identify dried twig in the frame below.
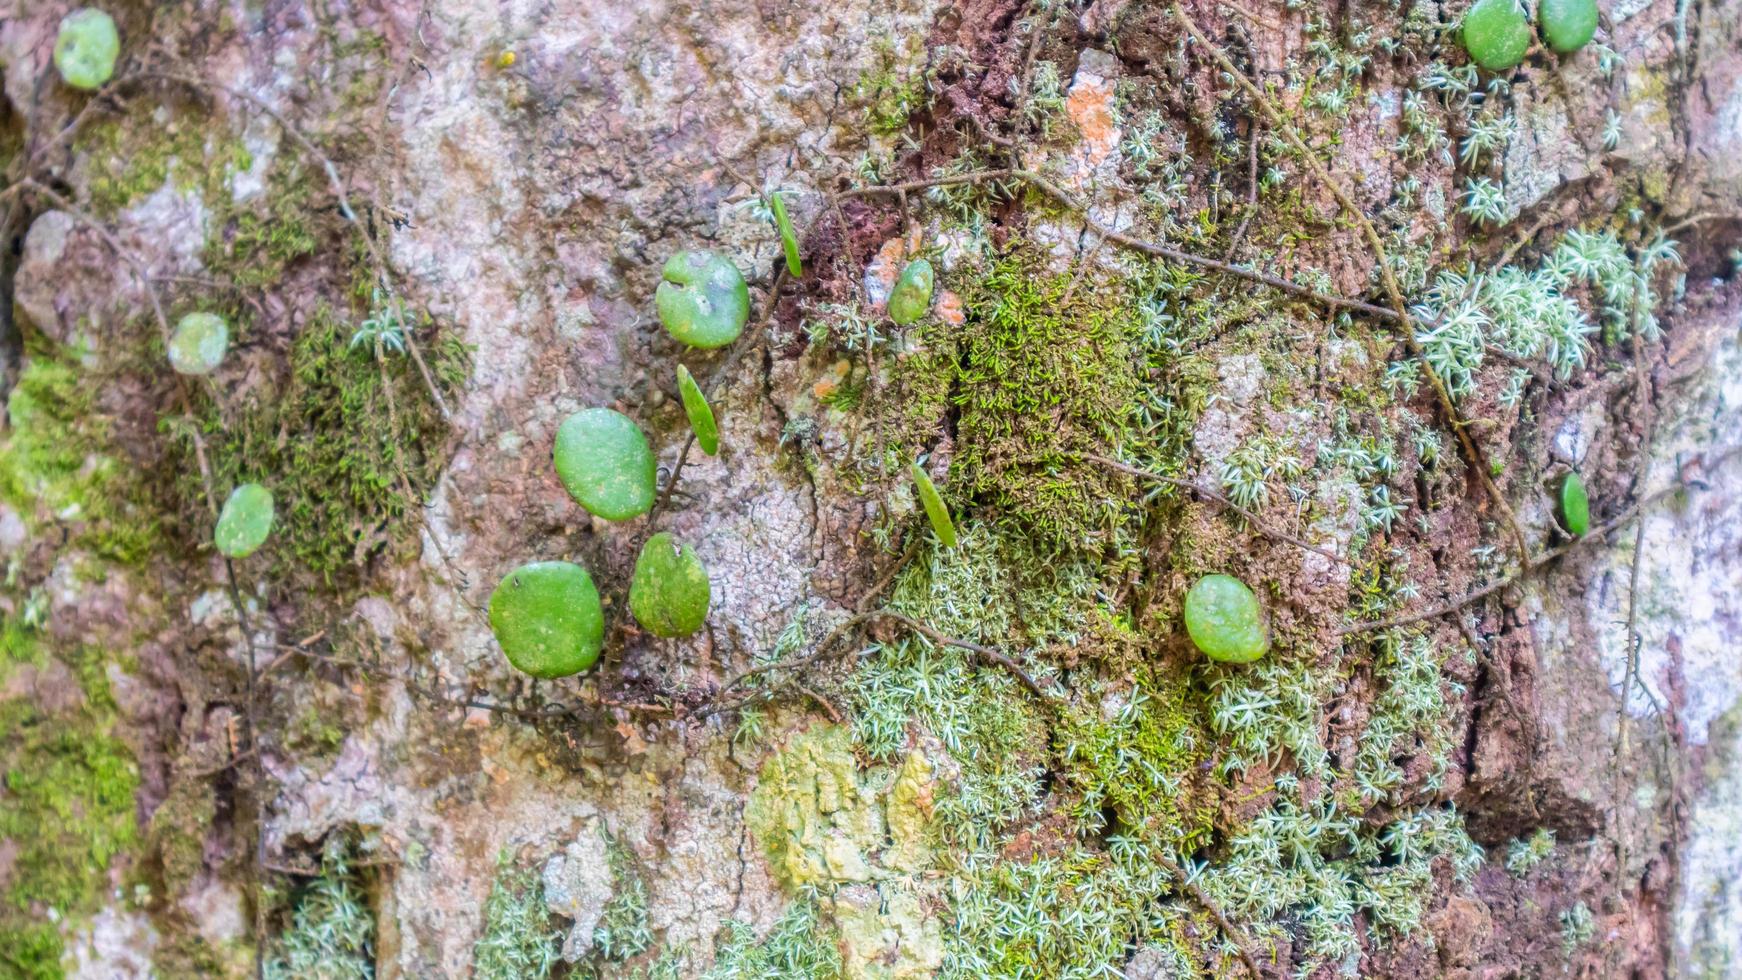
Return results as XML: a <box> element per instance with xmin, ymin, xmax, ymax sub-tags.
<box><xmin>1087</xmin><ymin>453</ymin><xmax>1348</xmax><ymax>566</ymax></box>
<box><xmin>1168</xmin><ymin>3</ymin><xmax>1531</xmax><ymax>568</ymax></box>
<box><xmin>1155</xmin><ymin>852</ymin><xmax>1269</xmax><ymax>979</ymax></box>
<box><xmin>1336</xmin><ymin>444</ymin><xmax>1742</xmax><ymax>636</ymax></box>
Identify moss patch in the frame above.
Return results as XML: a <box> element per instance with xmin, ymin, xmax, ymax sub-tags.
<box><xmin>0</xmin><ymin>354</ymin><xmax>159</xmax><ymax>564</ymax></box>
<box><xmin>949</xmin><ymin>250</ymin><xmax>1142</xmax><ymax>554</ymax></box>
<box><xmin>167</xmin><ymin>307</ymin><xmax>466</xmax><ymax>589</ymax></box>
<box><xmin>0</xmin><ymin>627</ymin><xmax>140</xmax><ymax>978</ymax></box>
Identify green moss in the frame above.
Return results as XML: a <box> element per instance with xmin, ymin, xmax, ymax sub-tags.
<box><xmin>472</xmin><ymin>856</ymin><xmax>561</xmax><ymax>980</ymax></box>
<box><xmin>0</xmin><ymin>628</ymin><xmax>140</xmax><ymax>978</ymax></box>
<box><xmin>262</xmin><ymin>839</ymin><xmax>374</xmax><ymax>980</ymax></box>
<box><xmin>168</xmin><ymin>306</ymin><xmax>466</xmax><ymax>589</ymax></box>
<box><xmin>705</xmin><ymin>895</ymin><xmax>844</xmax><ymax>979</ymax></box>
<box><xmin>0</xmin><ymin>354</ymin><xmax>158</xmax><ymax>563</ymax></box>
<box><xmin>947</xmin><ymin>250</ymin><xmax>1142</xmax><ymax>554</ymax></box>
<box><xmin>203</xmin><ymin>163</ymin><xmax>321</xmax><ymax>291</ymax></box>
<box><xmin>1054</xmin><ymin>663</ymin><xmax>1214</xmax><ymax>851</ymax></box>
<box><xmin>854</xmin><ymin>42</ymin><xmax>929</xmax><ymax>137</ymax></box>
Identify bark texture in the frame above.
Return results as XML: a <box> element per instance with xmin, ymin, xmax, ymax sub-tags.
<box><xmin>1</xmin><ymin>0</ymin><xmax>1741</xmax><ymax>977</ymax></box>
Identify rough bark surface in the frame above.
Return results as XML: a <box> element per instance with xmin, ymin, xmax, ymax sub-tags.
<box><xmin>1</xmin><ymin>0</ymin><xmax>1741</xmax><ymax>977</ymax></box>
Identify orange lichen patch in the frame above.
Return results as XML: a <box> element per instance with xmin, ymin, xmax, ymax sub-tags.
<box><xmin>935</xmin><ymin>290</ymin><xmax>965</xmax><ymax>326</ymax></box>
<box><xmin>814</xmin><ymin>358</ymin><xmax>852</xmax><ymax>399</ymax></box>
<box><xmin>1066</xmin><ymin>72</ymin><xmax>1119</xmax><ymax>171</ymax></box>
<box><xmin>864</xmin><ymin>229</ymin><xmax>926</xmax><ymax>309</ymax></box>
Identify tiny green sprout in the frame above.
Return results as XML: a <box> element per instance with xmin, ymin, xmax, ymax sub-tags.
<box><xmin>1539</xmin><ymin>0</ymin><xmax>1597</xmax><ymax>53</ymax></box>
<box><xmin>656</xmin><ymin>250</ymin><xmax>749</xmax><ymax>349</ymax></box>
<box><xmin>1461</xmin><ymin>0</ymin><xmax>1532</xmax><ymax>71</ymax></box>
<box><xmin>887</xmin><ymin>258</ymin><xmax>935</xmax><ymax>325</ymax></box>
<box><xmin>215</xmin><ymin>483</ymin><xmax>274</xmax><ymax>558</ymax></box>
<box><xmin>53</xmin><ymin>8</ymin><xmax>119</xmax><ymax>91</ymax></box>
<box><xmin>1559</xmin><ymin>471</ymin><xmax>1589</xmax><ymax>535</ymax></box>
<box><xmin>553</xmin><ymin>408</ymin><xmax>657</xmax><ymax>520</ymax></box>
<box><xmin>168</xmin><ymin>312</ymin><xmax>229</xmax><ymax>375</ymax></box>
<box><xmin>1183</xmin><ymin>574</ymin><xmax>1268</xmax><ymax>664</ymax></box>
<box><xmin>676</xmin><ymin>364</ymin><xmax>719</xmax><ymax>456</ymax></box>
<box><xmin>909</xmin><ymin>461</ymin><xmax>957</xmax><ymax>548</ymax></box>
<box><xmin>629</xmin><ymin>532</ymin><xmax>711</xmax><ymax>637</ymax></box>
<box><xmin>770</xmin><ymin>191</ymin><xmax>802</xmax><ymax>277</ymax></box>
<box><xmin>488</xmin><ymin>561</ymin><xmax>604</xmax><ymax>678</ymax></box>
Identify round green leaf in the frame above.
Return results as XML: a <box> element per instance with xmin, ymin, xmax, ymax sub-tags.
<box><xmin>1183</xmin><ymin>574</ymin><xmax>1268</xmax><ymax>664</ymax></box>
<box><xmin>656</xmin><ymin>250</ymin><xmax>749</xmax><ymax>349</ymax></box>
<box><xmin>629</xmin><ymin>532</ymin><xmax>711</xmax><ymax>638</ymax></box>
<box><xmin>887</xmin><ymin>259</ymin><xmax>935</xmax><ymax>326</ymax></box>
<box><xmin>168</xmin><ymin>312</ymin><xmax>230</xmax><ymax>376</ymax></box>
<box><xmin>771</xmin><ymin>192</ymin><xmax>802</xmax><ymax>278</ymax></box>
<box><xmin>1560</xmin><ymin>471</ymin><xmax>1590</xmax><ymax>535</ymax></box>
<box><xmin>215</xmin><ymin>483</ymin><xmax>274</xmax><ymax>559</ymax></box>
<box><xmin>1462</xmin><ymin>0</ymin><xmax>1532</xmax><ymax>71</ymax></box>
<box><xmin>909</xmin><ymin>462</ymin><xmax>957</xmax><ymax>548</ymax></box>
<box><xmin>676</xmin><ymin>364</ymin><xmax>719</xmax><ymax>456</ymax></box>
<box><xmin>53</xmin><ymin>8</ymin><xmax>119</xmax><ymax>91</ymax></box>
<box><xmin>488</xmin><ymin>561</ymin><xmax>604</xmax><ymax>678</ymax></box>
<box><xmin>553</xmin><ymin>408</ymin><xmax>657</xmax><ymax>521</ymax></box>
<box><xmin>1539</xmin><ymin>0</ymin><xmax>1597</xmax><ymax>53</ymax></box>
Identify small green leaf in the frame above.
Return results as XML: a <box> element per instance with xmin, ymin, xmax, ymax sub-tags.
<box><xmin>1183</xmin><ymin>574</ymin><xmax>1268</xmax><ymax>664</ymax></box>
<box><xmin>676</xmin><ymin>364</ymin><xmax>719</xmax><ymax>456</ymax></box>
<box><xmin>53</xmin><ymin>8</ymin><xmax>119</xmax><ymax>91</ymax></box>
<box><xmin>488</xmin><ymin>561</ymin><xmax>604</xmax><ymax>678</ymax></box>
<box><xmin>1560</xmin><ymin>471</ymin><xmax>1590</xmax><ymax>535</ymax></box>
<box><xmin>168</xmin><ymin>312</ymin><xmax>230</xmax><ymax>375</ymax></box>
<box><xmin>553</xmin><ymin>408</ymin><xmax>657</xmax><ymax>521</ymax></box>
<box><xmin>909</xmin><ymin>462</ymin><xmax>957</xmax><ymax>548</ymax></box>
<box><xmin>215</xmin><ymin>483</ymin><xmax>274</xmax><ymax>558</ymax></box>
<box><xmin>656</xmin><ymin>250</ymin><xmax>750</xmax><ymax>349</ymax></box>
<box><xmin>887</xmin><ymin>259</ymin><xmax>935</xmax><ymax>326</ymax></box>
<box><xmin>1462</xmin><ymin>0</ymin><xmax>1532</xmax><ymax>71</ymax></box>
<box><xmin>1539</xmin><ymin>0</ymin><xmax>1597</xmax><ymax>53</ymax></box>
<box><xmin>771</xmin><ymin>191</ymin><xmax>802</xmax><ymax>278</ymax></box>
<box><xmin>629</xmin><ymin>532</ymin><xmax>712</xmax><ymax>638</ymax></box>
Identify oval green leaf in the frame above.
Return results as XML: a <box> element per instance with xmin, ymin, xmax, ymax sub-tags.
<box><xmin>488</xmin><ymin>561</ymin><xmax>604</xmax><ymax>678</ymax></box>
<box><xmin>215</xmin><ymin>483</ymin><xmax>274</xmax><ymax>559</ymax></box>
<box><xmin>553</xmin><ymin>408</ymin><xmax>657</xmax><ymax>521</ymax></box>
<box><xmin>676</xmin><ymin>364</ymin><xmax>719</xmax><ymax>456</ymax></box>
<box><xmin>909</xmin><ymin>461</ymin><xmax>957</xmax><ymax>549</ymax></box>
<box><xmin>53</xmin><ymin>8</ymin><xmax>119</xmax><ymax>91</ymax></box>
<box><xmin>629</xmin><ymin>532</ymin><xmax>711</xmax><ymax>638</ymax></box>
<box><xmin>168</xmin><ymin>312</ymin><xmax>230</xmax><ymax>376</ymax></box>
<box><xmin>656</xmin><ymin>250</ymin><xmax>750</xmax><ymax>349</ymax></box>
<box><xmin>887</xmin><ymin>258</ymin><xmax>935</xmax><ymax>326</ymax></box>
<box><xmin>1539</xmin><ymin>0</ymin><xmax>1597</xmax><ymax>53</ymax></box>
<box><xmin>1560</xmin><ymin>471</ymin><xmax>1590</xmax><ymax>536</ymax></box>
<box><xmin>1183</xmin><ymin>574</ymin><xmax>1268</xmax><ymax>664</ymax></box>
<box><xmin>771</xmin><ymin>192</ymin><xmax>802</xmax><ymax>277</ymax></box>
<box><xmin>1462</xmin><ymin>0</ymin><xmax>1532</xmax><ymax>71</ymax></box>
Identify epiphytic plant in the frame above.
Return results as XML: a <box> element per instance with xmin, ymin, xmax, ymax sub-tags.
<box><xmin>1461</xmin><ymin>0</ymin><xmax>1532</xmax><ymax>71</ymax></box>
<box><xmin>910</xmin><ymin>461</ymin><xmax>958</xmax><ymax>548</ymax></box>
<box><xmin>629</xmin><ymin>532</ymin><xmax>712</xmax><ymax>638</ymax></box>
<box><xmin>1182</xmin><ymin>574</ymin><xmax>1268</xmax><ymax>664</ymax></box>
<box><xmin>552</xmin><ymin>407</ymin><xmax>657</xmax><ymax>521</ymax></box>
<box><xmin>215</xmin><ymin>483</ymin><xmax>275</xmax><ymax>558</ymax></box>
<box><xmin>1539</xmin><ymin>0</ymin><xmax>1597</xmax><ymax>54</ymax></box>
<box><xmin>1559</xmin><ymin>471</ymin><xmax>1589</xmax><ymax>535</ymax></box>
<box><xmin>53</xmin><ymin>8</ymin><xmax>119</xmax><ymax>91</ymax></box>
<box><xmin>676</xmin><ymin>365</ymin><xmax>719</xmax><ymax>456</ymax></box>
<box><xmin>656</xmin><ymin>250</ymin><xmax>750</xmax><ymax>349</ymax></box>
<box><xmin>887</xmin><ymin>259</ymin><xmax>935</xmax><ymax>325</ymax></box>
<box><xmin>488</xmin><ymin>560</ymin><xmax>604</xmax><ymax>678</ymax></box>
<box><xmin>168</xmin><ymin>312</ymin><xmax>230</xmax><ymax>376</ymax></box>
<box><xmin>770</xmin><ymin>191</ymin><xmax>802</xmax><ymax>277</ymax></box>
